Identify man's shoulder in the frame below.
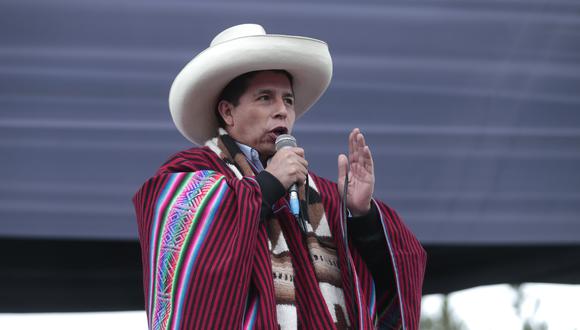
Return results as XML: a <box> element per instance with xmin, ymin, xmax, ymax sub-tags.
<box><xmin>133</xmin><ymin>146</ymin><xmax>219</xmax><ymax>203</ymax></box>
<box><xmin>170</xmin><ymin>145</ymin><xmax>215</xmax><ymax>160</ymax></box>
<box><xmin>156</xmin><ymin>146</ymin><xmax>219</xmax><ymax>174</ymax></box>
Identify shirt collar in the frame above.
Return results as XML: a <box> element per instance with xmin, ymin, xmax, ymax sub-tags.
<box><xmin>235</xmin><ymin>141</ymin><xmax>265</xmax><ymax>172</ymax></box>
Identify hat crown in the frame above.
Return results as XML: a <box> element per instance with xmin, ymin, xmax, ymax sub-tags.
<box><xmin>210</xmin><ymin>24</ymin><xmax>266</xmax><ymax>46</ymax></box>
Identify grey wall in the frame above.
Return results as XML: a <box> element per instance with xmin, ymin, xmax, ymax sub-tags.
<box><xmin>1</xmin><ymin>0</ymin><xmax>580</xmax><ymax>243</ymax></box>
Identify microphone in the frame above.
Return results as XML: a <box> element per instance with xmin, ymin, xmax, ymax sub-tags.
<box><xmin>275</xmin><ymin>134</ymin><xmax>301</xmax><ymax>217</ymax></box>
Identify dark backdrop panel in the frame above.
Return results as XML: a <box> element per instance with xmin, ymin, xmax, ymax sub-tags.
<box><xmin>1</xmin><ymin>238</ymin><xmax>579</xmax><ymax>312</ymax></box>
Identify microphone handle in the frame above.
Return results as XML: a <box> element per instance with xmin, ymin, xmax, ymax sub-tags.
<box><xmin>274</xmin><ymin>134</ymin><xmax>302</xmax><ymax>217</ymax></box>
<box><xmin>289</xmin><ymin>183</ymin><xmax>298</xmax><ymax>194</ymax></box>
<box><xmin>289</xmin><ymin>184</ymin><xmax>300</xmax><ymax>217</ymax></box>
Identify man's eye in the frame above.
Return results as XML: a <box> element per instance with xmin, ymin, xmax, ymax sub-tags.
<box><xmin>285</xmin><ymin>98</ymin><xmax>294</xmax><ymax>106</ymax></box>
<box><xmin>257</xmin><ymin>95</ymin><xmax>270</xmax><ymax>101</ymax></box>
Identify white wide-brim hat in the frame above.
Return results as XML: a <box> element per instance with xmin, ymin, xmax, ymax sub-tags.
<box><xmin>169</xmin><ymin>24</ymin><xmax>333</xmax><ymax>145</ymax></box>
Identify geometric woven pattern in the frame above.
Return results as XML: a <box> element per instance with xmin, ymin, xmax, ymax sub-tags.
<box><xmin>149</xmin><ymin>171</ymin><xmax>226</xmax><ymax>330</ymax></box>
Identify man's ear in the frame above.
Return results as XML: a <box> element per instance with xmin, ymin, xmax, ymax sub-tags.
<box><xmin>217</xmin><ymin>100</ymin><xmax>235</xmax><ymax>127</ymax></box>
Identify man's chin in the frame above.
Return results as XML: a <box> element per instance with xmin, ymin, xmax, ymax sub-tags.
<box><xmin>256</xmin><ymin>143</ymin><xmax>276</xmax><ymax>158</ymax></box>
<box><xmin>263</xmin><ymin>148</ymin><xmax>276</xmax><ymax>158</ymax></box>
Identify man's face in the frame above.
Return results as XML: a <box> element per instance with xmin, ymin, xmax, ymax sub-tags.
<box><xmin>219</xmin><ymin>71</ymin><xmax>296</xmax><ymax>157</ymax></box>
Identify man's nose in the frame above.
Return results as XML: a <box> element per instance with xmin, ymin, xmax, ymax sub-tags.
<box><xmin>272</xmin><ymin>97</ymin><xmax>288</xmax><ymax>118</ymax></box>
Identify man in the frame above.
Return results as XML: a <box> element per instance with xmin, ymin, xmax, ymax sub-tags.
<box><xmin>133</xmin><ymin>24</ymin><xmax>426</xmax><ymax>329</ymax></box>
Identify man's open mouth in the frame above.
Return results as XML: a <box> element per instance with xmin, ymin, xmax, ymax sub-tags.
<box><xmin>270</xmin><ymin>127</ymin><xmax>288</xmax><ymax>137</ymax></box>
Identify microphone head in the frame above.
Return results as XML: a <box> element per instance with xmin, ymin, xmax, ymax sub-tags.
<box><xmin>275</xmin><ymin>134</ymin><xmax>297</xmax><ymax>151</ymax></box>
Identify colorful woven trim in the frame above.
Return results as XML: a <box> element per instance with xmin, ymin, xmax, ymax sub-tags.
<box><xmin>148</xmin><ymin>171</ymin><xmax>227</xmax><ymax>330</ymax></box>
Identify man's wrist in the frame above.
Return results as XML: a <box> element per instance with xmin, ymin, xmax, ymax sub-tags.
<box><xmin>348</xmin><ymin>202</ymin><xmax>372</xmax><ymax>218</ymax></box>
<box><xmin>348</xmin><ymin>201</ymin><xmax>377</xmax><ymax>221</ymax></box>
<box><xmin>347</xmin><ymin>201</ymin><xmax>380</xmax><ymax>237</ymax></box>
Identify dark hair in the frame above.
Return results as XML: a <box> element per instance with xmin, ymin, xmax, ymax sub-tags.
<box><xmin>215</xmin><ymin>70</ymin><xmax>293</xmax><ymax>127</ymax></box>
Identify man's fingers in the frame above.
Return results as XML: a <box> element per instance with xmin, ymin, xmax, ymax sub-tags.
<box><xmin>279</xmin><ymin>147</ymin><xmax>307</xmax><ymax>165</ymax></box>
<box><xmin>337</xmin><ymin>154</ymin><xmax>348</xmax><ymax>181</ymax></box>
<box><xmin>363</xmin><ymin>145</ymin><xmax>374</xmax><ymax>170</ymax></box>
<box><xmin>351</xmin><ymin>129</ymin><xmax>362</xmax><ymax>163</ymax></box>
<box><xmin>355</xmin><ymin>132</ymin><xmax>374</xmax><ymax>172</ymax></box>
<box><xmin>357</xmin><ymin>131</ymin><xmax>366</xmax><ymax>147</ymax></box>
<box><xmin>348</xmin><ymin>130</ymin><xmax>355</xmax><ymax>161</ymax></box>
<box><xmin>292</xmin><ymin>147</ymin><xmax>305</xmax><ymax>157</ymax></box>
<box><xmin>278</xmin><ymin>147</ymin><xmax>303</xmax><ymax>156</ymax></box>
<box><xmin>357</xmin><ymin>132</ymin><xmax>366</xmax><ymax>161</ymax></box>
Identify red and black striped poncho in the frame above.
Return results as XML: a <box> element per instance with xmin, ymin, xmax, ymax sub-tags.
<box><xmin>133</xmin><ymin>146</ymin><xmax>427</xmax><ymax>329</ymax></box>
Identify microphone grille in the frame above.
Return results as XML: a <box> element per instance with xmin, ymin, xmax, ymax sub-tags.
<box><xmin>275</xmin><ymin>134</ymin><xmax>297</xmax><ymax>151</ymax></box>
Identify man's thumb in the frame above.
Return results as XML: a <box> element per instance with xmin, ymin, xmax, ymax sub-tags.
<box><xmin>337</xmin><ymin>154</ymin><xmax>348</xmax><ymax>182</ymax></box>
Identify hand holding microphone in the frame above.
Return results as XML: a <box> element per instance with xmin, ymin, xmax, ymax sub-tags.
<box><xmin>265</xmin><ymin>134</ymin><xmax>308</xmax><ymax>216</ymax></box>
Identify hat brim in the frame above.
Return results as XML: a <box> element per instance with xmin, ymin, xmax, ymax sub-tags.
<box><xmin>169</xmin><ymin>34</ymin><xmax>333</xmax><ymax>145</ymax></box>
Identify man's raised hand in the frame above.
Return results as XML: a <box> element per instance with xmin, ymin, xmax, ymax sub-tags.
<box><xmin>337</xmin><ymin>128</ymin><xmax>375</xmax><ymax>216</ymax></box>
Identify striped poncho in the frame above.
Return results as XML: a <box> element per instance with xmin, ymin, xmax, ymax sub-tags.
<box><xmin>133</xmin><ymin>146</ymin><xmax>426</xmax><ymax>329</ymax></box>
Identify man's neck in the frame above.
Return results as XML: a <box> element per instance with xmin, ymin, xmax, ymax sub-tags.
<box><xmin>234</xmin><ymin>141</ymin><xmax>268</xmax><ymax>170</ymax></box>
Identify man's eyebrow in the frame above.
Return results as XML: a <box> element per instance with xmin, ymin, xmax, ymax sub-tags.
<box><xmin>253</xmin><ymin>89</ymin><xmax>274</xmax><ymax>97</ymax></box>
<box><xmin>254</xmin><ymin>89</ymin><xmax>294</xmax><ymax>97</ymax></box>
